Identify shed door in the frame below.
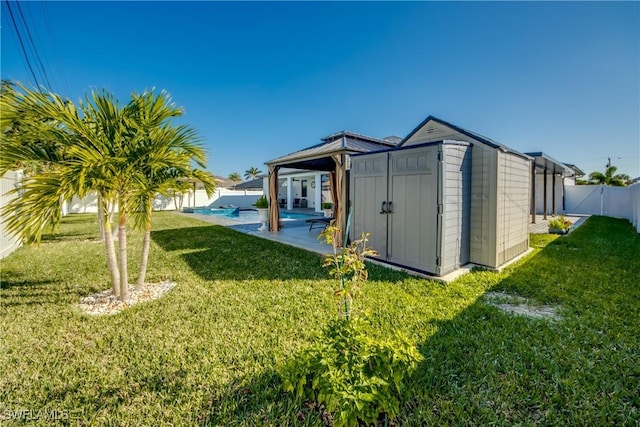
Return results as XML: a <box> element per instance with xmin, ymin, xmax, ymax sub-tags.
<box><xmin>350</xmin><ymin>153</ymin><xmax>389</xmax><ymax>259</ymax></box>
<box><xmin>388</xmin><ymin>147</ymin><xmax>439</xmax><ymax>273</ymax></box>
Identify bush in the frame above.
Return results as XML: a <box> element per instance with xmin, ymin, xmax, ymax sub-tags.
<box><xmin>321</xmin><ymin>202</ymin><xmax>333</xmax><ymax>210</ymax></box>
<box><xmin>280</xmin><ymin>318</ymin><xmax>423</xmax><ymax>427</ymax></box>
<box><xmin>253</xmin><ymin>195</ymin><xmax>269</xmax><ymax>208</ymax></box>
<box><xmin>548</xmin><ymin>215</ymin><xmax>572</xmax><ymax>231</ymax></box>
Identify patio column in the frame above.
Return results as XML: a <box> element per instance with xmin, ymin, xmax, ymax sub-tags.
<box><xmin>331</xmin><ymin>154</ymin><xmax>345</xmax><ymax>246</ymax></box>
<box><xmin>268</xmin><ymin>165</ymin><xmax>281</xmax><ymax>231</ymax></box>
<box><xmin>286</xmin><ymin>176</ymin><xmax>293</xmax><ymax>210</ymax></box>
<box><xmin>531</xmin><ymin>163</ymin><xmax>536</xmax><ymax>224</ymax></box>
<box><xmin>552</xmin><ymin>172</ymin><xmax>556</xmax><ymax>215</ymax></box>
<box><xmin>543</xmin><ymin>165</ymin><xmax>548</xmax><ymax>220</ymax></box>
<box><xmin>314</xmin><ymin>173</ymin><xmax>322</xmax><ymax>213</ymax></box>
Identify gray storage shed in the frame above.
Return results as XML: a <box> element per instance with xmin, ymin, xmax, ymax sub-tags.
<box><xmin>349</xmin><ymin>116</ymin><xmax>532</xmax><ymax>276</ymax></box>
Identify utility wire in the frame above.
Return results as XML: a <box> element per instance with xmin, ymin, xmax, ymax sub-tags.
<box><xmin>38</xmin><ymin>0</ymin><xmax>71</xmax><ymax>96</ymax></box>
<box><xmin>3</xmin><ymin>0</ymin><xmax>41</xmax><ymax>88</ymax></box>
<box><xmin>14</xmin><ymin>0</ymin><xmax>52</xmax><ymax>89</ymax></box>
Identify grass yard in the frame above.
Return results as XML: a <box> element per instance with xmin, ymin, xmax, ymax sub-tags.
<box><xmin>1</xmin><ymin>213</ymin><xmax>639</xmax><ymax>425</ymax></box>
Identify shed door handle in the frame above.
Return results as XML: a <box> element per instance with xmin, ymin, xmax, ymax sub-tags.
<box><xmin>387</xmin><ymin>201</ymin><xmax>393</xmax><ymax>213</ymax></box>
<box><xmin>380</xmin><ymin>201</ymin><xmax>387</xmax><ymax>214</ymax></box>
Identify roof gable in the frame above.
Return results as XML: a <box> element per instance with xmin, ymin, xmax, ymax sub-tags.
<box><xmin>399</xmin><ymin>116</ymin><xmax>529</xmax><ymax>159</ymax></box>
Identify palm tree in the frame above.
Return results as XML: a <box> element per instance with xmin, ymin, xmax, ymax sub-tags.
<box><xmin>228</xmin><ymin>172</ymin><xmax>242</xmax><ymax>182</ymax></box>
<box><xmin>588</xmin><ymin>165</ymin><xmax>629</xmax><ymax>187</ymax></box>
<box><xmin>1</xmin><ymin>84</ymin><xmax>128</xmax><ymax>297</ymax></box>
<box><xmin>1</xmin><ymin>83</ymin><xmax>215</xmax><ymax>300</ymax></box>
<box><xmin>168</xmin><ymin>179</ymin><xmax>192</xmax><ymax>211</ymax></box>
<box><xmin>244</xmin><ymin>166</ymin><xmax>262</xmax><ymax>180</ymax></box>
<box><xmin>127</xmin><ymin>90</ymin><xmax>215</xmax><ymax>290</ymax></box>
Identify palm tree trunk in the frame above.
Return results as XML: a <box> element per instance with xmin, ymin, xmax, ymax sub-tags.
<box><xmin>100</xmin><ymin>197</ymin><xmax>120</xmax><ymax>296</ymax></box>
<box><xmin>118</xmin><ymin>195</ymin><xmax>129</xmax><ymax>301</ymax></box>
<box><xmin>137</xmin><ymin>200</ymin><xmax>153</xmax><ymax>291</ymax></box>
<box><xmin>137</xmin><ymin>227</ymin><xmax>151</xmax><ymax>291</ymax></box>
<box><xmin>97</xmin><ymin>194</ymin><xmax>105</xmax><ymax>242</ymax></box>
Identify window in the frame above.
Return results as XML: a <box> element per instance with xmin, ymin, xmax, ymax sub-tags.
<box><xmin>301</xmin><ymin>180</ymin><xmax>308</xmax><ymax>197</ymax></box>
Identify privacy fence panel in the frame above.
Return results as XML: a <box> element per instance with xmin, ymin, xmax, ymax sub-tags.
<box><xmin>66</xmin><ymin>189</ymin><xmax>264</xmax><ymax>214</ymax></box>
<box><xmin>565</xmin><ymin>184</ymin><xmax>640</xmax><ymax>232</ymax></box>
<box><xmin>1</xmin><ymin>171</ymin><xmax>23</xmax><ymax>259</ymax></box>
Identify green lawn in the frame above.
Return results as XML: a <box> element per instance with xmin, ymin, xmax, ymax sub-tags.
<box><xmin>1</xmin><ymin>213</ymin><xmax>638</xmax><ymax>425</ymax></box>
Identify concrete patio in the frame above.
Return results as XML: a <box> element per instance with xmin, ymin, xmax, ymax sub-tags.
<box><xmin>529</xmin><ymin>214</ymin><xmax>589</xmax><ymax>234</ymax></box>
<box><xmin>175</xmin><ymin>209</ymin><xmax>333</xmax><ymax>255</ymax></box>
<box><xmin>176</xmin><ymin>211</ymin><xmax>591</xmax><ymax>258</ymax></box>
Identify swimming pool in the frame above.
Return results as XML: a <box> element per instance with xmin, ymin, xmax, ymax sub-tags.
<box><xmin>191</xmin><ymin>208</ymin><xmax>322</xmax><ymax>223</ymax></box>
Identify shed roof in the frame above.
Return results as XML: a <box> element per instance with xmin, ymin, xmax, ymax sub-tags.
<box><xmin>265</xmin><ymin>131</ymin><xmax>395</xmax><ymax>170</ymax></box>
<box><xmin>400</xmin><ymin>115</ymin><xmax>531</xmax><ymax>160</ymax></box>
<box><xmin>525</xmin><ymin>152</ymin><xmax>574</xmax><ymax>176</ymax></box>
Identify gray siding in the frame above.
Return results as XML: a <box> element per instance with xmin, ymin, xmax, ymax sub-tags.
<box><xmin>496</xmin><ymin>152</ymin><xmax>531</xmax><ymax>266</ymax></box>
<box><xmin>349</xmin><ymin>137</ymin><xmax>530</xmax><ymax>276</ymax></box>
<box><xmin>439</xmin><ymin>143</ymin><xmax>472</xmax><ymax>274</ymax></box>
<box><xmin>469</xmin><ymin>145</ymin><xmax>498</xmax><ymax>267</ymax></box>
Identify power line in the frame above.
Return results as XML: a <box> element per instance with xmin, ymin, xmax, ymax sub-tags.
<box><xmin>3</xmin><ymin>0</ymin><xmax>41</xmax><ymax>87</ymax></box>
<box><xmin>38</xmin><ymin>0</ymin><xmax>71</xmax><ymax>96</ymax></box>
<box><xmin>14</xmin><ymin>0</ymin><xmax>53</xmax><ymax>89</ymax></box>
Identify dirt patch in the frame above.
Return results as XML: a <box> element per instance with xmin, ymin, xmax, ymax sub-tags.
<box><xmin>483</xmin><ymin>291</ymin><xmax>562</xmax><ymax>320</ymax></box>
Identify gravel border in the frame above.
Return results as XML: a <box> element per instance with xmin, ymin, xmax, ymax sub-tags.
<box><xmin>77</xmin><ymin>280</ymin><xmax>177</xmax><ymax>316</ymax></box>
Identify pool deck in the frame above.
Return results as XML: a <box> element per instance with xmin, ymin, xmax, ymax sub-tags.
<box><xmin>174</xmin><ymin>209</ymin><xmax>334</xmax><ymax>255</ymax></box>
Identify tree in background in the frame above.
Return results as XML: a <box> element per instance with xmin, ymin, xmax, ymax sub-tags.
<box><xmin>244</xmin><ymin>166</ymin><xmax>262</xmax><ymax>180</ymax></box>
<box><xmin>168</xmin><ymin>179</ymin><xmax>192</xmax><ymax>211</ymax></box>
<box><xmin>228</xmin><ymin>172</ymin><xmax>242</xmax><ymax>182</ymax></box>
<box><xmin>588</xmin><ymin>162</ymin><xmax>631</xmax><ymax>187</ymax></box>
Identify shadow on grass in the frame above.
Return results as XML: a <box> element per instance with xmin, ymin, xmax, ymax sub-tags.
<box><xmin>151</xmin><ymin>225</ymin><xmax>329</xmax><ymax>281</ymax></box>
<box><xmin>196</xmin><ymin>217</ymin><xmax>639</xmax><ymax>425</ymax></box>
<box><xmin>40</xmin><ymin>231</ymin><xmax>99</xmax><ymax>242</ymax></box>
<box><xmin>0</xmin><ymin>278</ymin><xmax>55</xmax><ymax>290</ymax></box>
<box><xmin>401</xmin><ymin>217</ymin><xmax>639</xmax><ymax>425</ymax></box>
<box><xmin>201</xmin><ymin>370</ymin><xmax>322</xmax><ymax>426</ymax></box>
<box><xmin>0</xmin><ymin>279</ymin><xmax>81</xmax><ymax>307</ymax></box>
<box><xmin>40</xmin><ymin>213</ymin><xmax>101</xmax><ymax>242</ymax></box>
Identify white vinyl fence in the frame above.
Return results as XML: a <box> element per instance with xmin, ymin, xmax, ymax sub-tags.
<box><xmin>0</xmin><ymin>171</ymin><xmax>23</xmax><ymax>259</ymax></box>
<box><xmin>565</xmin><ymin>184</ymin><xmax>640</xmax><ymax>232</ymax></box>
<box><xmin>66</xmin><ymin>188</ymin><xmax>264</xmax><ymax>214</ymax></box>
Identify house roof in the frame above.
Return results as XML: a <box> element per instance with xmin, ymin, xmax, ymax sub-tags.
<box><xmin>525</xmin><ymin>152</ymin><xmax>574</xmax><ymax>176</ymax></box>
<box><xmin>212</xmin><ymin>175</ymin><xmax>235</xmax><ymax>188</ymax></box>
<box><xmin>265</xmin><ymin>131</ymin><xmax>396</xmax><ymax>170</ymax></box>
<box><xmin>400</xmin><ymin>115</ymin><xmax>531</xmax><ymax>160</ymax></box>
<box><xmin>563</xmin><ymin>163</ymin><xmax>585</xmax><ymax>177</ymax></box>
<box><xmin>232</xmin><ymin>178</ymin><xmax>263</xmax><ymax>190</ymax></box>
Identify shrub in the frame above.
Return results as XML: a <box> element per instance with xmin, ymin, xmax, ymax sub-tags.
<box><xmin>321</xmin><ymin>202</ymin><xmax>333</xmax><ymax>210</ymax></box>
<box><xmin>279</xmin><ymin>223</ymin><xmax>422</xmax><ymax>426</ymax></box>
<box><xmin>319</xmin><ymin>223</ymin><xmax>377</xmax><ymax>320</ymax></box>
<box><xmin>253</xmin><ymin>195</ymin><xmax>269</xmax><ymax>208</ymax></box>
<box><xmin>548</xmin><ymin>215</ymin><xmax>572</xmax><ymax>231</ymax></box>
<box><xmin>280</xmin><ymin>318</ymin><xmax>423</xmax><ymax>427</ymax></box>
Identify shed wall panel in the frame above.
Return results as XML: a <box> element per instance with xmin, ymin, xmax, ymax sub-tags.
<box><xmin>440</xmin><ymin>144</ymin><xmax>471</xmax><ymax>274</ymax></box>
<box><xmin>350</xmin><ymin>153</ymin><xmax>389</xmax><ymax>258</ymax></box>
<box><xmin>388</xmin><ymin>146</ymin><xmax>439</xmax><ymax>274</ymax></box>
<box><xmin>469</xmin><ymin>145</ymin><xmax>498</xmax><ymax>266</ymax></box>
<box><xmin>496</xmin><ymin>152</ymin><xmax>531</xmax><ymax>266</ymax></box>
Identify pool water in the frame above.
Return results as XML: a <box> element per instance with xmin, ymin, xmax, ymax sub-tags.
<box><xmin>192</xmin><ymin>208</ymin><xmax>321</xmax><ymax>223</ymax></box>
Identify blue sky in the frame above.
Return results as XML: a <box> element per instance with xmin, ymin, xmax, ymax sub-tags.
<box><xmin>2</xmin><ymin>1</ymin><xmax>639</xmax><ymax>179</ymax></box>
